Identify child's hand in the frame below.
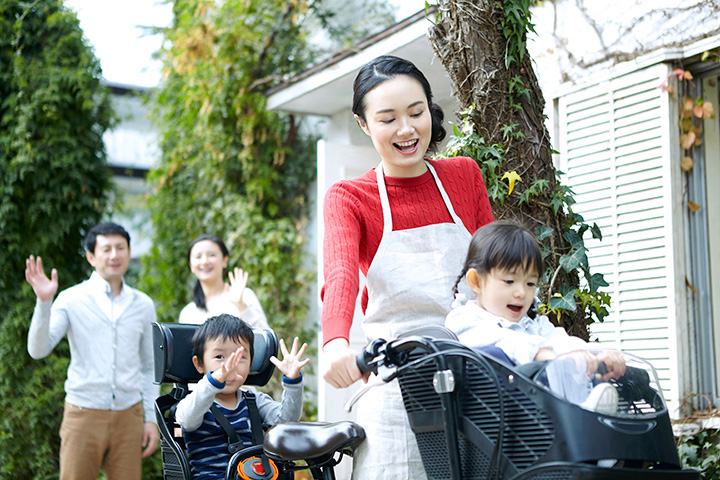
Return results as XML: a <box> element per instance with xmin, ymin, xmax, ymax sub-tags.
<box><xmin>596</xmin><ymin>350</ymin><xmax>626</xmax><ymax>380</ymax></box>
<box><xmin>270</xmin><ymin>337</ymin><xmax>310</xmax><ymax>380</ymax></box>
<box><xmin>533</xmin><ymin>347</ymin><xmax>558</xmax><ymax>362</ymax></box>
<box><xmin>565</xmin><ymin>350</ymin><xmax>599</xmax><ymax>377</ymax></box>
<box><xmin>211</xmin><ymin>346</ymin><xmax>247</xmax><ymax>385</ymax></box>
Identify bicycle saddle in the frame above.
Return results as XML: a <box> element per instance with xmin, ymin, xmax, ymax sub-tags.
<box><xmin>263</xmin><ymin>421</ymin><xmax>365</xmax><ymax>461</ymax></box>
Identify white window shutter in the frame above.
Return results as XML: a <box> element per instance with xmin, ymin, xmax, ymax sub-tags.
<box><xmin>556</xmin><ymin>63</ymin><xmax>681</xmax><ymax>412</ymax></box>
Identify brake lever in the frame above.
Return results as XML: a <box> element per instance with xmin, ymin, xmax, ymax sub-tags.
<box><xmin>345</xmin><ymin>337</ymin><xmax>411</xmax><ymax>412</ymax></box>
<box><xmin>344</xmin><ymin>377</ymin><xmax>383</xmax><ymax>412</ymax></box>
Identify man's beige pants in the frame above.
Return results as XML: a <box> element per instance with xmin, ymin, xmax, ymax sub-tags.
<box><xmin>59</xmin><ymin>401</ymin><xmax>144</xmax><ymax>480</ymax></box>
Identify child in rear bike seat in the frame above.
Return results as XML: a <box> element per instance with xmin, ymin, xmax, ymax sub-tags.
<box><xmin>175</xmin><ymin>314</ymin><xmax>309</xmax><ymax>480</ymax></box>
<box><xmin>445</xmin><ymin>221</ymin><xmax>626</xmax><ymax>414</ymax></box>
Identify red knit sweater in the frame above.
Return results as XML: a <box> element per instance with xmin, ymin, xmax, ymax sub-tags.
<box><xmin>320</xmin><ymin>157</ymin><xmax>494</xmax><ymax>345</ymax></box>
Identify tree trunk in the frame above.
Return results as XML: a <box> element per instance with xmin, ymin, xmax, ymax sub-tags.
<box><xmin>428</xmin><ymin>0</ymin><xmax>587</xmax><ymax>337</ymax></box>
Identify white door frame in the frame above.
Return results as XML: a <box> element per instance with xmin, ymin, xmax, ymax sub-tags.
<box><xmin>316</xmin><ymin>139</ymin><xmax>379</xmax><ymax>423</ymax></box>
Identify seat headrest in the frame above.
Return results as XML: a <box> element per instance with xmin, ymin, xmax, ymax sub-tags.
<box><xmin>152</xmin><ymin>322</ymin><xmax>278</xmax><ymax>387</ymax></box>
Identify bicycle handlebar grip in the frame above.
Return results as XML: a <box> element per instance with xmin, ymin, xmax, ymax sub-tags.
<box><xmin>596</xmin><ymin>361</ymin><xmax>608</xmax><ymax>376</ymax></box>
<box><xmin>356</xmin><ymin>349</ymin><xmax>373</xmax><ymax>374</ymax></box>
<box><xmin>356</xmin><ymin>338</ymin><xmax>386</xmax><ymax>374</ymax></box>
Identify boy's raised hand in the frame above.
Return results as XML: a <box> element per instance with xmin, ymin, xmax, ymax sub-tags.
<box><xmin>211</xmin><ymin>346</ymin><xmax>247</xmax><ymax>385</ymax></box>
<box><xmin>270</xmin><ymin>337</ymin><xmax>310</xmax><ymax>380</ymax></box>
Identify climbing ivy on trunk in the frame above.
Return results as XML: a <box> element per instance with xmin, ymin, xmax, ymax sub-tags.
<box><xmin>429</xmin><ymin>0</ymin><xmax>610</xmax><ymax>337</ymax></box>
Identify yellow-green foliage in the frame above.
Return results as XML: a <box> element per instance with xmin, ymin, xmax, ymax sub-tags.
<box><xmin>139</xmin><ymin>0</ymin><xmax>323</xmax><ymax>422</ymax></box>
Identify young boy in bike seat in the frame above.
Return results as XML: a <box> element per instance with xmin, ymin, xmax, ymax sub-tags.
<box><xmin>446</xmin><ymin>221</ymin><xmax>626</xmax><ymax>414</ymax></box>
<box><xmin>176</xmin><ymin>314</ymin><xmax>309</xmax><ymax>480</ymax></box>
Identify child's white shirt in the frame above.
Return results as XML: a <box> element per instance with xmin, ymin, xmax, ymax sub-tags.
<box><xmin>445</xmin><ymin>302</ymin><xmax>587</xmax><ymax>364</ymax></box>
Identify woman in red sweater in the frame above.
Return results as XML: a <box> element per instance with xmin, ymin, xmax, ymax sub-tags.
<box><xmin>321</xmin><ymin>55</ymin><xmax>494</xmax><ymax>478</ymax></box>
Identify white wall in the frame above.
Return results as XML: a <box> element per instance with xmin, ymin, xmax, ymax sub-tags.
<box><xmin>105</xmin><ymin>93</ymin><xmax>159</xmax><ymax>171</ymax></box>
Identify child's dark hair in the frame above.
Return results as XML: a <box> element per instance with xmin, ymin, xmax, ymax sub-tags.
<box><xmin>352</xmin><ymin>55</ymin><xmax>446</xmax><ymax>153</ymax></box>
<box><xmin>453</xmin><ymin>221</ymin><xmax>544</xmax><ymax>295</ymax></box>
<box><xmin>192</xmin><ymin>314</ymin><xmax>255</xmax><ymax>365</ymax></box>
<box><xmin>187</xmin><ymin>234</ymin><xmax>230</xmax><ymax>310</ymax></box>
<box><xmin>84</xmin><ymin>222</ymin><xmax>130</xmax><ymax>253</ymax></box>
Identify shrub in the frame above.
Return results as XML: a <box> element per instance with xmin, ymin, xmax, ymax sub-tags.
<box><xmin>0</xmin><ymin>0</ymin><xmax>113</xmax><ymax>477</ymax></box>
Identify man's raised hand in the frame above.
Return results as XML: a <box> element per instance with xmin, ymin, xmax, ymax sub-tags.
<box><xmin>25</xmin><ymin>255</ymin><xmax>58</xmax><ymax>302</ymax></box>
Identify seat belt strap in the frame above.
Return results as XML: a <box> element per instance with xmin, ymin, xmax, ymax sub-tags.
<box><xmin>244</xmin><ymin>391</ymin><xmax>264</xmax><ymax>446</ymax></box>
<box><xmin>210</xmin><ymin>404</ymin><xmax>244</xmax><ymax>454</ymax></box>
<box><xmin>209</xmin><ymin>391</ymin><xmax>273</xmax><ymax>476</ymax></box>
<box><xmin>244</xmin><ymin>391</ymin><xmax>272</xmax><ymax>475</ymax></box>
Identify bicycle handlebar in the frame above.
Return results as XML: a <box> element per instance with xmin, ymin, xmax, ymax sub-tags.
<box><xmin>358</xmin><ymin>338</ymin><xmax>613</xmax><ymax>380</ymax></box>
<box><xmin>356</xmin><ymin>339</ymin><xmax>386</xmax><ymax>375</ymax></box>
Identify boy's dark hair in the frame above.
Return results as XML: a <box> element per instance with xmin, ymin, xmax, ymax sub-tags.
<box><xmin>352</xmin><ymin>55</ymin><xmax>446</xmax><ymax>153</ymax></box>
<box><xmin>84</xmin><ymin>222</ymin><xmax>131</xmax><ymax>253</ymax></box>
<box><xmin>453</xmin><ymin>221</ymin><xmax>544</xmax><ymax>294</ymax></box>
<box><xmin>186</xmin><ymin>234</ymin><xmax>230</xmax><ymax>310</ymax></box>
<box><xmin>192</xmin><ymin>314</ymin><xmax>255</xmax><ymax>365</ymax></box>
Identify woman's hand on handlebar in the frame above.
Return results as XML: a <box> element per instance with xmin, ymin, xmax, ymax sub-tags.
<box><xmin>322</xmin><ymin>338</ymin><xmax>369</xmax><ymax>388</ymax></box>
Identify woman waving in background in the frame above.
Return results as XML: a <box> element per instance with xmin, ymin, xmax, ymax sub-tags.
<box><xmin>320</xmin><ymin>55</ymin><xmax>494</xmax><ymax>479</ymax></box>
<box><xmin>179</xmin><ymin>234</ymin><xmax>269</xmax><ymax>328</ymax></box>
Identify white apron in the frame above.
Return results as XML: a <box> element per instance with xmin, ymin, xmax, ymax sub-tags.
<box><xmin>351</xmin><ymin>161</ymin><xmax>473</xmax><ymax>480</ymax></box>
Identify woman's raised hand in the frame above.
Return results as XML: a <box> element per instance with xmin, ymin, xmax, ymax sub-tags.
<box><xmin>227</xmin><ymin>267</ymin><xmax>249</xmax><ymax>311</ymax></box>
<box><xmin>25</xmin><ymin>255</ymin><xmax>58</xmax><ymax>302</ymax></box>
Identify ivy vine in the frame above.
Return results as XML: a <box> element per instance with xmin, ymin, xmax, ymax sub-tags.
<box><xmin>438</xmin><ymin>108</ymin><xmax>610</xmax><ymax>325</ymax></box>
<box><xmin>503</xmin><ymin>0</ymin><xmax>610</xmax><ymax>326</ymax></box>
<box><xmin>677</xmin><ymin>416</ymin><xmax>720</xmax><ymax>480</ymax></box>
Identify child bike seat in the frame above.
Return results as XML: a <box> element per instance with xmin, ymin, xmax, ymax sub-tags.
<box><xmin>152</xmin><ymin>321</ymin><xmax>279</xmax><ymax>480</ymax></box>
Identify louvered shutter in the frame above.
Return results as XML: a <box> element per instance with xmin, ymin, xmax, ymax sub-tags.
<box><xmin>556</xmin><ymin>63</ymin><xmax>682</xmax><ymax>411</ymax></box>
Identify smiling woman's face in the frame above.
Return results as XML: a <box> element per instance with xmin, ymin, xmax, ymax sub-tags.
<box><xmin>188</xmin><ymin>239</ymin><xmax>228</xmax><ymax>283</ymax></box>
<box><xmin>356</xmin><ymin>75</ymin><xmax>432</xmax><ymax>178</ymax></box>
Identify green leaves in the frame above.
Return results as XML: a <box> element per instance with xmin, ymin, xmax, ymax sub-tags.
<box><xmin>548</xmin><ymin>288</ymin><xmax>576</xmax><ymax>312</ymax></box>
<box><xmin>517</xmin><ymin>178</ymin><xmax>549</xmax><ymax>205</ymax></box>
<box><xmin>534</xmin><ymin>224</ymin><xmax>554</xmax><ymax>242</ymax></box>
<box><xmin>550</xmin><ymin>183</ymin><xmax>575</xmax><ymax>214</ymax></box>
<box><xmin>441</xmin><ymin>106</ymin><xmax>508</xmax><ymax>204</ymax></box>
<box><xmin>678</xmin><ymin>424</ymin><xmax>720</xmax><ymax>479</ymax></box>
<box><xmin>0</xmin><ymin>0</ymin><xmax>113</xmax><ymax>477</ymax></box>
<box><xmin>587</xmin><ymin>272</ymin><xmax>609</xmax><ymax>294</ymax></box>
<box><xmin>141</xmin><ymin>0</ymin><xmax>323</xmax><ymax>415</ymax></box>
<box><xmin>500</xmin><ymin>0</ymin><xmax>536</xmax><ymax>68</ymax></box>
<box><xmin>559</xmin><ymin>246</ymin><xmax>588</xmax><ymax>272</ymax></box>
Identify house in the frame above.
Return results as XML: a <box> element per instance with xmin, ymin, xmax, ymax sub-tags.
<box><xmin>530</xmin><ymin>0</ymin><xmax>720</xmax><ymax>417</ymax></box>
<box><xmin>266</xmin><ymin>0</ymin><xmax>720</xmax><ymax>428</ymax></box>
<box><xmin>103</xmin><ymin>82</ymin><xmax>158</xmax><ymax>260</ymax></box>
<box><xmin>65</xmin><ymin>0</ymin><xmax>169</xmax><ymax>262</ymax></box>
